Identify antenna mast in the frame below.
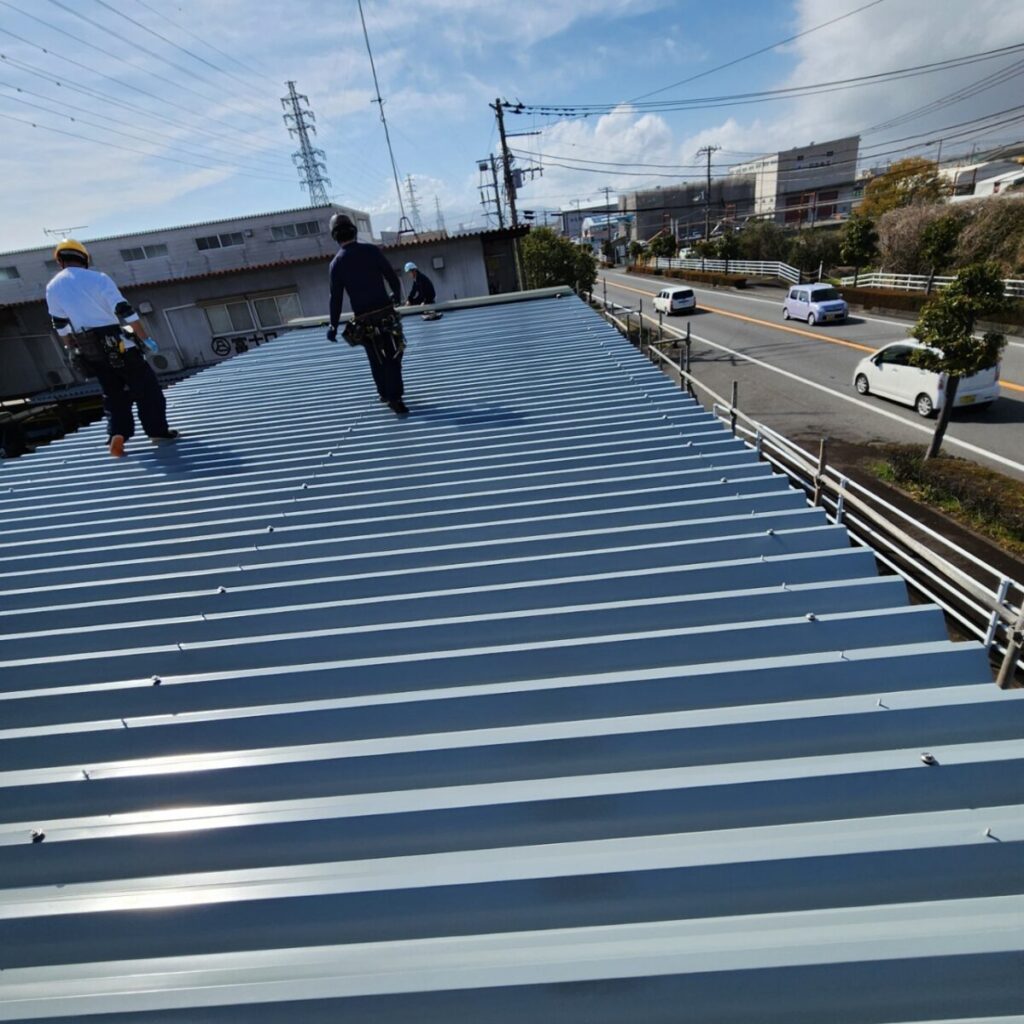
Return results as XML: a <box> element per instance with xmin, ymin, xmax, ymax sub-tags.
<box><xmin>357</xmin><ymin>0</ymin><xmax>415</xmax><ymax>236</ymax></box>
<box><xmin>281</xmin><ymin>81</ymin><xmax>332</xmax><ymax>207</ymax></box>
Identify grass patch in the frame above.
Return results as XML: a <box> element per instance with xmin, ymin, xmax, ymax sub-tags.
<box><xmin>872</xmin><ymin>445</ymin><xmax>1024</xmax><ymax>555</ymax></box>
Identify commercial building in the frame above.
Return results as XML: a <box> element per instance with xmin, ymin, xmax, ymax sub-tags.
<box><xmin>621</xmin><ymin>177</ymin><xmax>755</xmax><ymax>244</ymax></box>
<box><xmin>730</xmin><ymin>135</ymin><xmax>860</xmax><ymax>225</ymax></box>
<box><xmin>0</xmin><ymin>205</ymin><xmax>525</xmax><ymax>399</ymax></box>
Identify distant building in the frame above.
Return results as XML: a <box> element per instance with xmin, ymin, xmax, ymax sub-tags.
<box><xmin>621</xmin><ymin>177</ymin><xmax>754</xmax><ymax>244</ymax></box>
<box><xmin>0</xmin><ymin>205</ymin><xmax>526</xmax><ymax>399</ymax></box>
<box><xmin>558</xmin><ymin>204</ymin><xmax>608</xmax><ymax>241</ymax></box>
<box><xmin>730</xmin><ymin>135</ymin><xmax>860</xmax><ymax>226</ymax></box>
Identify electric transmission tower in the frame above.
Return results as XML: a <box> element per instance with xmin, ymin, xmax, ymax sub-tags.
<box><xmin>405</xmin><ymin>175</ymin><xmax>423</xmax><ymax>232</ymax></box>
<box><xmin>281</xmin><ymin>81</ymin><xmax>331</xmax><ymax>207</ymax></box>
<box><xmin>434</xmin><ymin>196</ymin><xmax>446</xmax><ymax>233</ymax></box>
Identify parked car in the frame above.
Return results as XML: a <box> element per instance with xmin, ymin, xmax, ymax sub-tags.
<box><xmin>783</xmin><ymin>283</ymin><xmax>848</xmax><ymax>325</ymax></box>
<box><xmin>852</xmin><ymin>340</ymin><xmax>1001</xmax><ymax>417</ymax></box>
<box><xmin>653</xmin><ymin>286</ymin><xmax>697</xmax><ymax>315</ymax></box>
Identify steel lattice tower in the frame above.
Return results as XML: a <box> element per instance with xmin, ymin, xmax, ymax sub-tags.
<box><xmin>281</xmin><ymin>81</ymin><xmax>331</xmax><ymax>207</ymax></box>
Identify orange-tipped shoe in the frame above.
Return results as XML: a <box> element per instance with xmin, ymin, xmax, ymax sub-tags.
<box><xmin>109</xmin><ymin>434</ymin><xmax>126</xmax><ymax>458</ymax></box>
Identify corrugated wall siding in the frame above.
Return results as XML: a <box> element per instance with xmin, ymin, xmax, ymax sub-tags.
<box><xmin>0</xmin><ymin>295</ymin><xmax>1021</xmax><ymax>1022</ymax></box>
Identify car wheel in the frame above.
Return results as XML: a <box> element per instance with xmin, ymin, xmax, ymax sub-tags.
<box><xmin>915</xmin><ymin>393</ymin><xmax>935</xmax><ymax>418</ymax></box>
<box><xmin>783</xmin><ymin>307</ymin><xmax>790</xmax><ymax>320</ymax></box>
<box><xmin>855</xmin><ymin>374</ymin><xmax>870</xmax><ymax>396</ymax></box>
<box><xmin>807</xmin><ymin>313</ymin><xmax>816</xmax><ymax>326</ymax></box>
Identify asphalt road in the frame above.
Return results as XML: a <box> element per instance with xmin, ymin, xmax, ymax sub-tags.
<box><xmin>599</xmin><ymin>268</ymin><xmax>1024</xmax><ymax>481</ymax></box>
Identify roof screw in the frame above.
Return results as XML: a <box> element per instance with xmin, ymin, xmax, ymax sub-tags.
<box><xmin>876</xmin><ymin>699</ymin><xmax>888</xmax><ymax>709</ymax></box>
<box><xmin>81</xmin><ymin>769</ymin><xmax>90</xmax><ymax>781</ymax></box>
<box><xmin>267</xmin><ymin>526</ymin><xmax>275</xmax><ymax>533</ymax></box>
<box><xmin>31</xmin><ymin>830</ymin><xmax>45</xmax><ymax>844</ymax></box>
<box><xmin>217</xmin><ymin>586</ymin><xmax>227</xmax><ymax>594</ymax></box>
<box><xmin>152</xmin><ymin>674</ymin><xmax>162</xmax><ymax>686</ymax></box>
<box><xmin>920</xmin><ymin>752</ymin><xmax>938</xmax><ymax>766</ymax></box>
<box><xmin>805</xmin><ymin>612</ymin><xmax>816</xmax><ymax>621</ymax></box>
<box><xmin>301</xmin><ymin>483</ymin><xmax>309</xmax><ymax>490</ymax></box>
<box><xmin>720</xmin><ymin>477</ymin><xmax>727</xmax><ymax>483</ymax></box>
<box><xmin>766</xmin><ymin>528</ymin><xmax>775</xmax><ymax>536</ymax></box>
<box><xmin>120</xmin><ymin>718</ymin><xmax>128</xmax><ymax>728</ymax></box>
<box><xmin>984</xmin><ymin>827</ymin><xmax>993</xmax><ymax>839</ymax></box>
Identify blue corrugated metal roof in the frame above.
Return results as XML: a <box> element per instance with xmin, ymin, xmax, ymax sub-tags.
<box><xmin>0</xmin><ymin>293</ymin><xmax>1021</xmax><ymax>1022</ymax></box>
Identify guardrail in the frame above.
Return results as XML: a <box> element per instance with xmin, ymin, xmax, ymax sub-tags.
<box><xmin>840</xmin><ymin>271</ymin><xmax>1024</xmax><ymax>298</ymax></box>
<box><xmin>651</xmin><ymin>257</ymin><xmax>801</xmax><ymax>285</ymax></box>
<box><xmin>595</xmin><ymin>295</ymin><xmax>1024</xmax><ymax>686</ymax></box>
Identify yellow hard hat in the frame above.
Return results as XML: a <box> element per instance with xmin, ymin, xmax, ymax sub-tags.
<box><xmin>53</xmin><ymin>238</ymin><xmax>90</xmax><ymax>264</ymax></box>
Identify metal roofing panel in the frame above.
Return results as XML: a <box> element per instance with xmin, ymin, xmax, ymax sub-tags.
<box><xmin>1</xmin><ymin>294</ymin><xmax>1021</xmax><ymax>1022</ymax></box>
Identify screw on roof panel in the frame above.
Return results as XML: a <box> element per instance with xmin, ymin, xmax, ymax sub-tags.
<box><xmin>152</xmin><ymin>675</ymin><xmax>162</xmax><ymax>686</ymax></box>
<box><xmin>31</xmin><ymin>830</ymin><xmax>45</xmax><ymax>843</ymax></box>
<box><xmin>805</xmin><ymin>612</ymin><xmax>817</xmax><ymax>621</ymax></box>
<box><xmin>920</xmin><ymin>752</ymin><xmax>938</xmax><ymax>765</ymax></box>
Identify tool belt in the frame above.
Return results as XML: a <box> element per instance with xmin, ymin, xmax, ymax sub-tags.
<box><xmin>342</xmin><ymin>307</ymin><xmax>405</xmax><ymax>361</ymax></box>
<box><xmin>71</xmin><ymin>325</ymin><xmax>132</xmax><ymax>370</ymax></box>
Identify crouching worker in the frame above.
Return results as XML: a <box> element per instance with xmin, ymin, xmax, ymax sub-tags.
<box><xmin>326</xmin><ymin>214</ymin><xmax>409</xmax><ymax>416</ymax></box>
<box><xmin>404</xmin><ymin>261</ymin><xmax>442</xmax><ymax>321</ymax></box>
<box><xmin>46</xmin><ymin>239</ymin><xmax>177</xmax><ymax>458</ymax></box>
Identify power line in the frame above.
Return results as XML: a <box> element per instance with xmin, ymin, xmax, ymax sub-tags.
<box><xmin>0</xmin><ymin>108</ymin><xmax>308</xmax><ymax>183</ymax></box>
<box><xmin>4</xmin><ymin>0</ymin><xmax>276</xmax><ymax>132</ymax></box>
<box><xmin>631</xmin><ymin>0</ymin><xmax>890</xmax><ymax>103</ymax></box>
<box><xmin>511</xmin><ymin>43</ymin><xmax>1024</xmax><ymax>115</ymax></box>
<box><xmin>0</xmin><ymin>24</ymin><xmax>280</xmax><ymax>146</ymax></box>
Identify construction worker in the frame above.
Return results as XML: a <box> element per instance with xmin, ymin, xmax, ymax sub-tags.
<box><xmin>403</xmin><ymin>261</ymin><xmax>436</xmax><ymax>306</ymax></box>
<box><xmin>45</xmin><ymin>239</ymin><xmax>176</xmax><ymax>458</ymax></box>
<box><xmin>327</xmin><ymin>214</ymin><xmax>409</xmax><ymax>415</ymax></box>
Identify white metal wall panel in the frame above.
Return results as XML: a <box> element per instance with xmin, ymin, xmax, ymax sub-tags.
<box><xmin>0</xmin><ymin>295</ymin><xmax>1021</xmax><ymax>1023</ymax></box>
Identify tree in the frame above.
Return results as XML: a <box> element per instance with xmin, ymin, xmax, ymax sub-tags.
<box><xmin>919</xmin><ymin>213</ymin><xmax>962</xmax><ymax>293</ymax></box>
<box><xmin>520</xmin><ymin>227</ymin><xmax>597</xmax><ymax>294</ymax></box>
<box><xmin>859</xmin><ymin>157</ymin><xmax>949</xmax><ymax>219</ymax></box>
<box><xmin>647</xmin><ymin>234</ymin><xmax>676</xmax><ymax>259</ymax></box>
<box><xmin>737</xmin><ymin>220</ymin><xmax>788</xmax><ymax>262</ymax></box>
<box><xmin>628</xmin><ymin>240</ymin><xmax>645</xmax><ymax>262</ymax></box>
<box><xmin>714</xmin><ymin>228</ymin><xmax>740</xmax><ymax>272</ymax></box>
<box><xmin>911</xmin><ymin>262</ymin><xmax>1006</xmax><ymax>459</ymax></box>
<box><xmin>839</xmin><ymin>214</ymin><xmax>878</xmax><ymax>284</ymax></box>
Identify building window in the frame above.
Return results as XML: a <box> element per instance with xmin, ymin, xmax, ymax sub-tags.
<box><xmin>195</xmin><ymin>232</ymin><xmax>245</xmax><ymax>251</ymax></box>
<box><xmin>271</xmin><ymin>221</ymin><xmax>320</xmax><ymax>240</ymax></box>
<box><xmin>121</xmin><ymin>244</ymin><xmax>168</xmax><ymax>261</ymax></box>
<box><xmin>356</xmin><ymin>218</ymin><xmax>371</xmax><ymax>235</ymax></box>
<box><xmin>203</xmin><ymin>291</ymin><xmax>301</xmax><ymax>335</ymax></box>
<box><xmin>0</xmin><ymin>266</ymin><xmax>20</xmax><ymax>280</ymax></box>
<box><xmin>253</xmin><ymin>292</ymin><xmax>302</xmax><ymax>327</ymax></box>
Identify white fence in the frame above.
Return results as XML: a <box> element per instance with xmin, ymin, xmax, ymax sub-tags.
<box><xmin>651</xmin><ymin>257</ymin><xmax>801</xmax><ymax>285</ymax></box>
<box><xmin>840</xmin><ymin>271</ymin><xmax>1024</xmax><ymax>298</ymax></box>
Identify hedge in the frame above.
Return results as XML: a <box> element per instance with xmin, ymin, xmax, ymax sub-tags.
<box><xmin>629</xmin><ymin>264</ymin><xmax>747</xmax><ymax>288</ymax></box>
<box><xmin>840</xmin><ymin>285</ymin><xmax>1024</xmax><ymax>327</ymax></box>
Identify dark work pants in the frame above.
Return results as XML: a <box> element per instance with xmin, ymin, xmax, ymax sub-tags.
<box><xmin>364</xmin><ymin>343</ymin><xmax>405</xmax><ymax>403</ymax></box>
<box><xmin>89</xmin><ymin>349</ymin><xmax>170</xmax><ymax>440</ymax></box>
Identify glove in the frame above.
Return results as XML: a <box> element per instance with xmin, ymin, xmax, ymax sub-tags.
<box><xmin>326</xmin><ymin>325</ymin><xmax>338</xmax><ymax>343</ymax></box>
<box><xmin>391</xmin><ymin>294</ymin><xmax>401</xmax><ymax>306</ymax></box>
<box><xmin>141</xmin><ymin>337</ymin><xmax>159</xmax><ymax>353</ymax></box>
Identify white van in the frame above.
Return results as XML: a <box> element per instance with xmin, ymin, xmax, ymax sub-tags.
<box><xmin>852</xmin><ymin>340</ymin><xmax>1001</xmax><ymax>417</ymax></box>
<box><xmin>653</xmin><ymin>286</ymin><xmax>697</xmax><ymax>315</ymax></box>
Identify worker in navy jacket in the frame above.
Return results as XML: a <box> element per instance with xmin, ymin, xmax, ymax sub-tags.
<box><xmin>403</xmin><ymin>261</ymin><xmax>436</xmax><ymax>305</ymax></box>
<box><xmin>46</xmin><ymin>238</ymin><xmax>176</xmax><ymax>458</ymax></box>
<box><xmin>326</xmin><ymin>214</ymin><xmax>408</xmax><ymax>415</ymax></box>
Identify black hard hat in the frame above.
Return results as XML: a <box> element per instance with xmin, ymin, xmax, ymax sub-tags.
<box><xmin>330</xmin><ymin>213</ymin><xmax>357</xmax><ymax>243</ymax></box>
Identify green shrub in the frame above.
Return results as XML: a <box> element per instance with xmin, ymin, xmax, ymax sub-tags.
<box><xmin>841</xmin><ymin>286</ymin><xmax>1024</xmax><ymax>325</ymax></box>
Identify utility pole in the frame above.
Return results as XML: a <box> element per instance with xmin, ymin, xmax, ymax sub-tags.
<box><xmin>601</xmin><ymin>185</ymin><xmax>614</xmax><ymax>251</ymax></box>
<box><xmin>696</xmin><ymin>144</ymin><xmax>720</xmax><ymax>241</ymax></box>
<box><xmin>490</xmin><ymin>156</ymin><xmax>505</xmax><ymax>228</ymax></box>
<box><xmin>492</xmin><ymin>98</ymin><xmax>523</xmax><ymax>288</ymax></box>
<box><xmin>281</xmin><ymin>81</ymin><xmax>331</xmax><ymax>207</ymax></box>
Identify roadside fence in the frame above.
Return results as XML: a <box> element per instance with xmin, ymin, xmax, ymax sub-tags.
<box><xmin>839</xmin><ymin>271</ymin><xmax>1024</xmax><ymax>298</ymax></box>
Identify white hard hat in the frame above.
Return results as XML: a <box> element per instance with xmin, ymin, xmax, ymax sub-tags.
<box><xmin>403</xmin><ymin>261</ymin><xmax>417</xmax><ymax>272</ymax></box>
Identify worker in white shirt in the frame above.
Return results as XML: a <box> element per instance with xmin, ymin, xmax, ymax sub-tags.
<box><xmin>46</xmin><ymin>239</ymin><xmax>177</xmax><ymax>458</ymax></box>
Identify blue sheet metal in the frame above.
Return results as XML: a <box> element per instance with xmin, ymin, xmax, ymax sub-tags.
<box><xmin>0</xmin><ymin>294</ymin><xmax>1021</xmax><ymax>1023</ymax></box>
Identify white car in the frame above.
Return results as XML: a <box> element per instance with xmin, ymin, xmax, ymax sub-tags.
<box><xmin>783</xmin><ymin>283</ymin><xmax>848</xmax><ymax>325</ymax></box>
<box><xmin>653</xmin><ymin>286</ymin><xmax>697</xmax><ymax>315</ymax></box>
<box><xmin>852</xmin><ymin>340</ymin><xmax>1001</xmax><ymax>418</ymax></box>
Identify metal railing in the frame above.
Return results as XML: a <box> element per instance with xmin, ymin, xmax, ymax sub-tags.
<box><xmin>596</xmin><ymin>297</ymin><xmax>1024</xmax><ymax>686</ymax></box>
<box><xmin>840</xmin><ymin>271</ymin><xmax>1024</xmax><ymax>298</ymax></box>
<box><xmin>651</xmin><ymin>257</ymin><xmax>801</xmax><ymax>284</ymax></box>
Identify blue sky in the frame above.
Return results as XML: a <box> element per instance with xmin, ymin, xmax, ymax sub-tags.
<box><xmin>1</xmin><ymin>0</ymin><xmax>1022</xmax><ymax>251</ymax></box>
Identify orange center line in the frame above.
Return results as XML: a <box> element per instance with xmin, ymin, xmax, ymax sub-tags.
<box><xmin>605</xmin><ymin>276</ymin><xmax>1024</xmax><ymax>395</ymax></box>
